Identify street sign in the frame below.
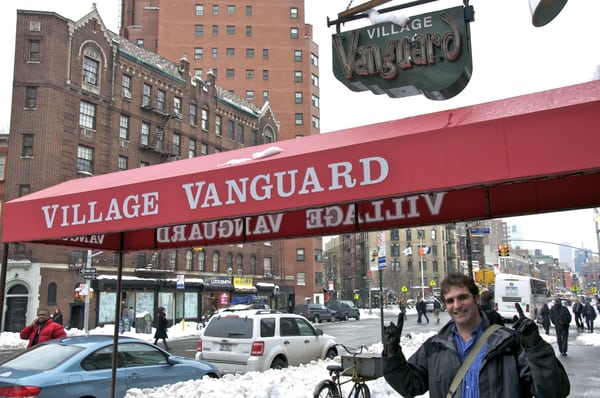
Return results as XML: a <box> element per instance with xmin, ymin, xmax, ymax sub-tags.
<box><xmin>80</xmin><ymin>267</ymin><xmax>96</xmax><ymax>274</ymax></box>
<box><xmin>429</xmin><ymin>280</ymin><xmax>437</xmax><ymax>286</ymax></box>
<box><xmin>470</xmin><ymin>227</ymin><xmax>490</xmax><ymax>234</ymax></box>
<box><xmin>401</xmin><ymin>286</ymin><xmax>408</xmax><ymax>293</ymax></box>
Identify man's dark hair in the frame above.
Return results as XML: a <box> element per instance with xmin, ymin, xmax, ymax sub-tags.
<box><xmin>440</xmin><ymin>272</ymin><xmax>479</xmax><ymax>302</ymax></box>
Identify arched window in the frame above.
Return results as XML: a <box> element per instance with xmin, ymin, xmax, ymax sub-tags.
<box><xmin>250</xmin><ymin>255</ymin><xmax>257</xmax><ymax>274</ymax></box>
<box><xmin>236</xmin><ymin>254</ymin><xmax>243</xmax><ymax>275</ymax></box>
<box><xmin>198</xmin><ymin>250</ymin><xmax>205</xmax><ymax>271</ymax></box>
<box><xmin>226</xmin><ymin>252</ymin><xmax>233</xmax><ymax>273</ymax></box>
<box><xmin>47</xmin><ymin>282</ymin><xmax>57</xmax><ymax>305</ymax></box>
<box><xmin>212</xmin><ymin>251</ymin><xmax>220</xmax><ymax>272</ymax></box>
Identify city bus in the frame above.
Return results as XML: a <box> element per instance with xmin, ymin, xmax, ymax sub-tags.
<box><xmin>494</xmin><ymin>273</ymin><xmax>549</xmax><ymax>323</ymax></box>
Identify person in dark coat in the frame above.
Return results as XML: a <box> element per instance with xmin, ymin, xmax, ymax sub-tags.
<box><xmin>541</xmin><ymin>302</ymin><xmax>551</xmax><ymax>335</ymax></box>
<box><xmin>416</xmin><ymin>297</ymin><xmax>429</xmax><ymax>324</ymax></box>
<box><xmin>52</xmin><ymin>308</ymin><xmax>63</xmax><ymax>325</ymax></box>
<box><xmin>550</xmin><ymin>298</ymin><xmax>572</xmax><ymax>356</ymax></box>
<box><xmin>382</xmin><ymin>272</ymin><xmax>570</xmax><ymax>398</ymax></box>
<box><xmin>584</xmin><ymin>301</ymin><xmax>597</xmax><ymax>332</ymax></box>
<box><xmin>479</xmin><ymin>290</ymin><xmax>504</xmax><ymax>326</ymax></box>
<box><xmin>572</xmin><ymin>299</ymin><xmax>584</xmax><ymax>331</ymax></box>
<box><xmin>153</xmin><ymin>307</ymin><xmax>169</xmax><ymax>350</ymax></box>
<box><xmin>20</xmin><ymin>308</ymin><xmax>67</xmax><ymax>348</ymax></box>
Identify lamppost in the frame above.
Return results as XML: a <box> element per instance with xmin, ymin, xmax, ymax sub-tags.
<box><xmin>418</xmin><ymin>228</ymin><xmax>425</xmax><ymax>299</ymax></box>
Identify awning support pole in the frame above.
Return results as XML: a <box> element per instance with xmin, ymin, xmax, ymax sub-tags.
<box><xmin>110</xmin><ymin>233</ymin><xmax>125</xmax><ymax>398</ymax></box>
<box><xmin>0</xmin><ymin>243</ymin><xmax>8</xmax><ymax>336</ymax></box>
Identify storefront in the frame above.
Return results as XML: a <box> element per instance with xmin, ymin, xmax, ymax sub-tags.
<box><xmin>202</xmin><ymin>276</ymin><xmax>233</xmax><ymax>316</ymax></box>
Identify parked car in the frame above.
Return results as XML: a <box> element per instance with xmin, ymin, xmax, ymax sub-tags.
<box><xmin>195</xmin><ymin>309</ymin><xmax>337</xmax><ymax>374</ymax></box>
<box><xmin>325</xmin><ymin>300</ymin><xmax>361</xmax><ymax>321</ymax></box>
<box><xmin>0</xmin><ymin>335</ymin><xmax>220</xmax><ymax>398</ymax></box>
<box><xmin>293</xmin><ymin>303</ymin><xmax>337</xmax><ymax>323</ymax></box>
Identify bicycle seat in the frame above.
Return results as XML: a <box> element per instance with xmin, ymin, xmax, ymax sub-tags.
<box><xmin>327</xmin><ymin>364</ymin><xmax>344</xmax><ymax>372</ymax></box>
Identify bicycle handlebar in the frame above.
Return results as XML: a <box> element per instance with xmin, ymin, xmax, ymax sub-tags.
<box><xmin>334</xmin><ymin>343</ymin><xmax>367</xmax><ymax>355</ymax></box>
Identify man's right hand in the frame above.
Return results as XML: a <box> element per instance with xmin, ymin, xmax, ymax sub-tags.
<box><xmin>382</xmin><ymin>312</ymin><xmax>405</xmax><ymax>357</ymax></box>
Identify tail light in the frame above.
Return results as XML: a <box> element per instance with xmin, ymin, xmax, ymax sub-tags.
<box><xmin>525</xmin><ymin>304</ymin><xmax>530</xmax><ymax>314</ymax></box>
<box><xmin>0</xmin><ymin>386</ymin><xmax>42</xmax><ymax>397</ymax></box>
<box><xmin>494</xmin><ymin>303</ymin><xmax>498</xmax><ymax>311</ymax></box>
<box><xmin>196</xmin><ymin>338</ymin><xmax>203</xmax><ymax>352</ymax></box>
<box><xmin>251</xmin><ymin>341</ymin><xmax>265</xmax><ymax>356</ymax></box>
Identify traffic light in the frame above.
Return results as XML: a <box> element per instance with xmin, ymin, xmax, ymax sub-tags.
<box><xmin>504</xmin><ymin>244</ymin><xmax>510</xmax><ymax>257</ymax></box>
<box><xmin>497</xmin><ymin>244</ymin><xmax>509</xmax><ymax>257</ymax></box>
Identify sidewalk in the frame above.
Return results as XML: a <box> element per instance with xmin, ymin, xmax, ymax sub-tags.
<box><xmin>557</xmin><ymin>334</ymin><xmax>600</xmax><ymax>398</ymax></box>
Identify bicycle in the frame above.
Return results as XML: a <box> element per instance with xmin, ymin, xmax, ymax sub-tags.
<box><xmin>313</xmin><ymin>344</ymin><xmax>380</xmax><ymax>398</ymax></box>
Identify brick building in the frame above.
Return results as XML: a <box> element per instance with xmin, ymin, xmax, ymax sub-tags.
<box><xmin>3</xmin><ymin>7</ymin><xmax>292</xmax><ymax>331</ymax></box>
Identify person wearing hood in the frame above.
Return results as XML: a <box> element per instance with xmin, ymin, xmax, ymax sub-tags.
<box><xmin>20</xmin><ymin>308</ymin><xmax>67</xmax><ymax>348</ymax></box>
<box><xmin>550</xmin><ymin>298</ymin><xmax>572</xmax><ymax>356</ymax></box>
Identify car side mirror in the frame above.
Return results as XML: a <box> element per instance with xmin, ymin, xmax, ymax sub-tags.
<box><xmin>314</xmin><ymin>328</ymin><xmax>323</xmax><ymax>336</ymax></box>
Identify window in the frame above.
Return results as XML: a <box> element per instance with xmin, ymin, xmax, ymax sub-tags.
<box><xmin>314</xmin><ymin>249</ymin><xmax>323</xmax><ymax>262</ymax></box>
<box><xmin>295</xmin><ymin>92</ymin><xmax>303</xmax><ymax>104</ymax></box>
<box><xmin>119</xmin><ymin>114</ymin><xmax>129</xmax><ymax>140</ymax></box>
<box><xmin>246</xmin><ymin>26</ymin><xmax>252</xmax><ymax>37</ymax></box>
<box><xmin>136</xmin><ymin>39</ymin><xmax>144</xmax><ymax>47</ymax></box>
<box><xmin>47</xmin><ymin>282</ymin><xmax>57</xmax><ymax>305</ymax></box>
<box><xmin>140</xmin><ymin>122</ymin><xmax>150</xmax><ymax>146</ymax></box>
<box><xmin>294</xmin><ymin>50</ymin><xmax>302</xmax><ymax>62</ymax></box>
<box><xmin>237</xmin><ymin>123</ymin><xmax>244</xmax><ymax>144</ymax></box>
<box><xmin>19</xmin><ymin>185</ymin><xmax>31</xmax><ymax>197</ymax></box>
<box><xmin>297</xmin><ymin>272</ymin><xmax>306</xmax><ymax>286</ymax></box>
<box><xmin>226</xmin><ymin>25</ymin><xmax>235</xmax><ymax>34</ymax></box>
<box><xmin>249</xmin><ymin>255</ymin><xmax>256</xmax><ymax>274</ymax></box>
<box><xmin>25</xmin><ymin>86</ymin><xmax>37</xmax><ymax>108</ymax></box>
<box><xmin>212</xmin><ymin>4</ymin><xmax>218</xmax><ymax>14</ymax></box>
<box><xmin>200</xmin><ymin>142</ymin><xmax>208</xmax><ymax>155</ymax></box>
<box><xmin>194</xmin><ymin>47</ymin><xmax>203</xmax><ymax>60</ymax></box>
<box><xmin>22</xmin><ymin>134</ymin><xmax>33</xmax><ymax>157</ymax></box>
<box><xmin>262</xmin><ymin>69</ymin><xmax>269</xmax><ymax>80</ymax></box>
<box><xmin>212</xmin><ymin>25</ymin><xmax>218</xmax><ymax>36</ymax></box>
<box><xmin>311</xmin><ymin>74</ymin><xmax>319</xmax><ymax>88</ymax></box>
<box><xmin>246</xmin><ymin>90</ymin><xmax>254</xmax><ymax>101</ymax></box>
<box><xmin>311</xmin><ymin>53</ymin><xmax>319</xmax><ymax>67</ymax></box>
<box><xmin>227</xmin><ymin>5</ymin><xmax>235</xmax><ymax>14</ymax></box>
<box><xmin>290</xmin><ymin>7</ymin><xmax>299</xmax><ymax>19</ymax></box>
<box><xmin>263</xmin><ymin>49</ymin><xmax>269</xmax><ymax>60</ymax></box>
<box><xmin>198</xmin><ymin>249</ymin><xmax>205</xmax><ymax>271</ymax></box>
<box><xmin>140</xmin><ymin>161</ymin><xmax>149</xmax><ymax>167</ymax></box>
<box><xmin>294</xmin><ymin>71</ymin><xmax>302</xmax><ymax>82</ymax></box>
<box><xmin>215</xmin><ymin>115</ymin><xmax>222</xmax><ymax>136</ymax></box>
<box><xmin>295</xmin><ymin>113</ymin><xmax>303</xmax><ymax>125</ymax></box>
<box><xmin>188</xmin><ymin>139</ymin><xmax>196</xmax><ymax>158</ymax></box>
<box><xmin>406</xmin><ymin>229</ymin><xmax>412</xmax><ymax>240</ymax></box>
<box><xmin>174</xmin><ymin>97</ymin><xmax>182</xmax><ymax>117</ymax></box>
<box><xmin>236</xmin><ymin>254</ymin><xmax>243</xmax><ymax>275</ymax></box>
<box><xmin>226</xmin><ymin>48</ymin><xmax>235</xmax><ymax>57</ymax></box>
<box><xmin>391</xmin><ymin>229</ymin><xmax>400</xmax><ymax>240</ymax></box>
<box><xmin>263</xmin><ymin>91</ymin><xmax>269</xmax><ymax>102</ymax></box>
<box><xmin>312</xmin><ymin>94</ymin><xmax>320</xmax><ymax>108</ymax></box>
<box><xmin>201</xmin><ymin>109</ymin><xmax>208</xmax><ymax>130</ymax></box>
<box><xmin>212</xmin><ymin>48</ymin><xmax>218</xmax><ymax>58</ymax></box>
<box><xmin>79</xmin><ymin>101</ymin><xmax>96</xmax><ymax>129</ymax></box>
<box><xmin>194</xmin><ymin>68</ymin><xmax>203</xmax><ymax>78</ymax></box>
<box><xmin>246</xmin><ymin>6</ymin><xmax>252</xmax><ymax>16</ymax></box>
<box><xmin>431</xmin><ymin>229</ymin><xmax>437</xmax><ymax>240</ymax></box>
<box><xmin>186</xmin><ymin>250</ymin><xmax>193</xmax><ymax>271</ymax></box>
<box><xmin>245</xmin><ymin>69</ymin><xmax>254</xmax><ymax>79</ymax></box>
<box><xmin>142</xmin><ymin>84</ymin><xmax>152</xmax><ymax>107</ymax></box>
<box><xmin>121</xmin><ymin>75</ymin><xmax>132</xmax><ymax>99</ymax></box>
<box><xmin>156</xmin><ymin>89</ymin><xmax>166</xmax><ymax>111</ymax></box>
<box><xmin>312</xmin><ymin>115</ymin><xmax>320</xmax><ymax>129</ymax></box>
<box><xmin>189</xmin><ymin>103</ymin><xmax>197</xmax><ymax>126</ymax></box>
<box><xmin>290</xmin><ymin>27</ymin><xmax>299</xmax><ymax>39</ymax></box>
<box><xmin>296</xmin><ymin>248</ymin><xmax>305</xmax><ymax>261</ymax></box>
<box><xmin>195</xmin><ymin>4</ymin><xmax>204</xmax><ymax>16</ymax></box>
<box><xmin>264</xmin><ymin>256</ymin><xmax>272</xmax><ymax>275</ymax></box>
<box><xmin>245</xmin><ymin>48</ymin><xmax>254</xmax><ymax>58</ymax></box>
<box><xmin>226</xmin><ymin>69</ymin><xmax>235</xmax><ymax>78</ymax></box>
<box><xmin>173</xmin><ymin>133</ymin><xmax>181</xmax><ymax>156</ymax></box>
<box><xmin>77</xmin><ymin>145</ymin><xmax>94</xmax><ymax>175</ymax></box>
<box><xmin>154</xmin><ymin>128</ymin><xmax>164</xmax><ymax>150</ymax></box>
<box><xmin>227</xmin><ymin>120</ymin><xmax>235</xmax><ymax>140</ymax></box>
<box><xmin>195</xmin><ymin>24</ymin><xmax>204</xmax><ymax>37</ymax></box>
<box><xmin>83</xmin><ymin>56</ymin><xmax>99</xmax><ymax>85</ymax></box>
<box><xmin>118</xmin><ymin>156</ymin><xmax>128</xmax><ymax>170</ymax></box>
<box><xmin>212</xmin><ymin>251</ymin><xmax>220</xmax><ymax>272</ymax></box>
<box><xmin>29</xmin><ymin>40</ymin><xmax>40</xmax><ymax>62</ymax></box>
<box><xmin>0</xmin><ymin>154</ymin><xmax>5</xmax><ymax>180</ymax></box>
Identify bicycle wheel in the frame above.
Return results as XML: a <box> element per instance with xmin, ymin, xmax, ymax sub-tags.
<box><xmin>353</xmin><ymin>383</ymin><xmax>370</xmax><ymax>398</ymax></box>
<box><xmin>313</xmin><ymin>379</ymin><xmax>341</xmax><ymax>398</ymax></box>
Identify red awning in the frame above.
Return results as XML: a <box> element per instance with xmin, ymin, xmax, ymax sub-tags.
<box><xmin>3</xmin><ymin>80</ymin><xmax>600</xmax><ymax>251</ymax></box>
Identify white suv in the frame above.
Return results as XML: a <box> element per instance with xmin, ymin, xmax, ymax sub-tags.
<box><xmin>195</xmin><ymin>309</ymin><xmax>337</xmax><ymax>373</ymax></box>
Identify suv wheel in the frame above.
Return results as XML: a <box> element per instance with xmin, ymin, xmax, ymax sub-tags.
<box><xmin>326</xmin><ymin>347</ymin><xmax>337</xmax><ymax>359</ymax></box>
<box><xmin>343</xmin><ymin>313</ymin><xmax>349</xmax><ymax>321</ymax></box>
<box><xmin>271</xmin><ymin>357</ymin><xmax>287</xmax><ymax>370</ymax></box>
<box><xmin>330</xmin><ymin>314</ymin><xmax>337</xmax><ymax>322</ymax></box>
<box><xmin>313</xmin><ymin>314</ymin><xmax>320</xmax><ymax>323</ymax></box>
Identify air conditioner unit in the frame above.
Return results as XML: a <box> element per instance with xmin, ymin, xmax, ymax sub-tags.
<box><xmin>119</xmin><ymin>139</ymin><xmax>129</xmax><ymax>148</ymax></box>
<box><xmin>81</xmin><ymin>128</ymin><xmax>94</xmax><ymax>138</ymax></box>
<box><xmin>264</xmin><ymin>273</ymin><xmax>272</xmax><ymax>279</ymax></box>
<box><xmin>122</xmin><ymin>90</ymin><xmax>131</xmax><ymax>99</ymax></box>
<box><xmin>174</xmin><ymin>110</ymin><xmax>182</xmax><ymax>119</ymax></box>
<box><xmin>83</xmin><ymin>75</ymin><xmax>97</xmax><ymax>85</ymax></box>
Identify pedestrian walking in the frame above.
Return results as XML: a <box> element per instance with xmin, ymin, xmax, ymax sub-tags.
<box><xmin>382</xmin><ymin>272</ymin><xmax>570</xmax><ymax>398</ymax></box>
<box><xmin>541</xmin><ymin>302</ymin><xmax>551</xmax><ymax>335</ymax></box>
<box><xmin>584</xmin><ymin>301</ymin><xmax>596</xmax><ymax>332</ymax></box>
<box><xmin>20</xmin><ymin>308</ymin><xmax>67</xmax><ymax>348</ymax></box>
<box><xmin>433</xmin><ymin>299</ymin><xmax>441</xmax><ymax>323</ymax></box>
<box><xmin>398</xmin><ymin>298</ymin><xmax>407</xmax><ymax>320</ymax></box>
<box><xmin>573</xmin><ymin>298</ymin><xmax>584</xmax><ymax>331</ymax></box>
<box><xmin>153</xmin><ymin>307</ymin><xmax>170</xmax><ymax>350</ymax></box>
<box><xmin>550</xmin><ymin>298</ymin><xmax>572</xmax><ymax>356</ymax></box>
<box><xmin>416</xmin><ymin>297</ymin><xmax>429</xmax><ymax>324</ymax></box>
<box><xmin>52</xmin><ymin>308</ymin><xmax>63</xmax><ymax>325</ymax></box>
<box><xmin>479</xmin><ymin>290</ymin><xmax>504</xmax><ymax>326</ymax></box>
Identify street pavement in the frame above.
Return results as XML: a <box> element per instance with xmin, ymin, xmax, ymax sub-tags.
<box><xmin>555</xmin><ymin>332</ymin><xmax>600</xmax><ymax>398</ymax></box>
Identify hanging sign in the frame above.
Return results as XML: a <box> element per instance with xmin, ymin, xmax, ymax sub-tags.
<box><xmin>332</xmin><ymin>5</ymin><xmax>474</xmax><ymax>100</ymax></box>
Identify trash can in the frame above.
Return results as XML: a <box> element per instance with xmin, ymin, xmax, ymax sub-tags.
<box><xmin>135</xmin><ymin>311</ymin><xmax>152</xmax><ymax>334</ymax></box>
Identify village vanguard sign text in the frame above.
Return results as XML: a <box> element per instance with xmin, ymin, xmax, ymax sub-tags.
<box><xmin>332</xmin><ymin>5</ymin><xmax>474</xmax><ymax>100</ymax></box>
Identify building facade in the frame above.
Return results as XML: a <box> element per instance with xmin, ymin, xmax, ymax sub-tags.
<box><xmin>119</xmin><ymin>0</ymin><xmax>325</xmax><ymax>307</ymax></box>
<box><xmin>3</xmin><ymin>7</ymin><xmax>292</xmax><ymax>331</ymax></box>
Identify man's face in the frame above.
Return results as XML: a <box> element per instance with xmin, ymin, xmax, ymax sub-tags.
<box><xmin>443</xmin><ymin>286</ymin><xmax>480</xmax><ymax>326</ymax></box>
<box><xmin>37</xmin><ymin>311</ymin><xmax>49</xmax><ymax>322</ymax></box>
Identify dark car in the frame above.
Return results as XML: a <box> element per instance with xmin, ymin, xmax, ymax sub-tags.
<box><xmin>0</xmin><ymin>335</ymin><xmax>220</xmax><ymax>398</ymax></box>
<box><xmin>325</xmin><ymin>300</ymin><xmax>361</xmax><ymax>321</ymax></box>
<box><xmin>294</xmin><ymin>303</ymin><xmax>336</xmax><ymax>323</ymax></box>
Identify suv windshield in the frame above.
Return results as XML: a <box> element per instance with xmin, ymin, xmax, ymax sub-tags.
<box><xmin>204</xmin><ymin>315</ymin><xmax>254</xmax><ymax>338</ymax></box>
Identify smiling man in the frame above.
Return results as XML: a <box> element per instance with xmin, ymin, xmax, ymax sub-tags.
<box><xmin>382</xmin><ymin>272</ymin><xmax>570</xmax><ymax>398</ymax></box>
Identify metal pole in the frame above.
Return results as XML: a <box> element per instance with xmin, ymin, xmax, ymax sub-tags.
<box><xmin>83</xmin><ymin>250</ymin><xmax>92</xmax><ymax>334</ymax></box>
<box><xmin>379</xmin><ymin>269</ymin><xmax>384</xmax><ymax>343</ymax></box>
<box><xmin>0</xmin><ymin>243</ymin><xmax>9</xmax><ymax>336</ymax></box>
<box><xmin>466</xmin><ymin>225</ymin><xmax>473</xmax><ymax>277</ymax></box>
<box><xmin>420</xmin><ymin>230</ymin><xmax>425</xmax><ymax>298</ymax></box>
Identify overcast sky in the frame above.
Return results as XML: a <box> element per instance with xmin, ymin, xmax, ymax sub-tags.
<box><xmin>2</xmin><ymin>1</ymin><xmax>599</xmax><ymax>258</ymax></box>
